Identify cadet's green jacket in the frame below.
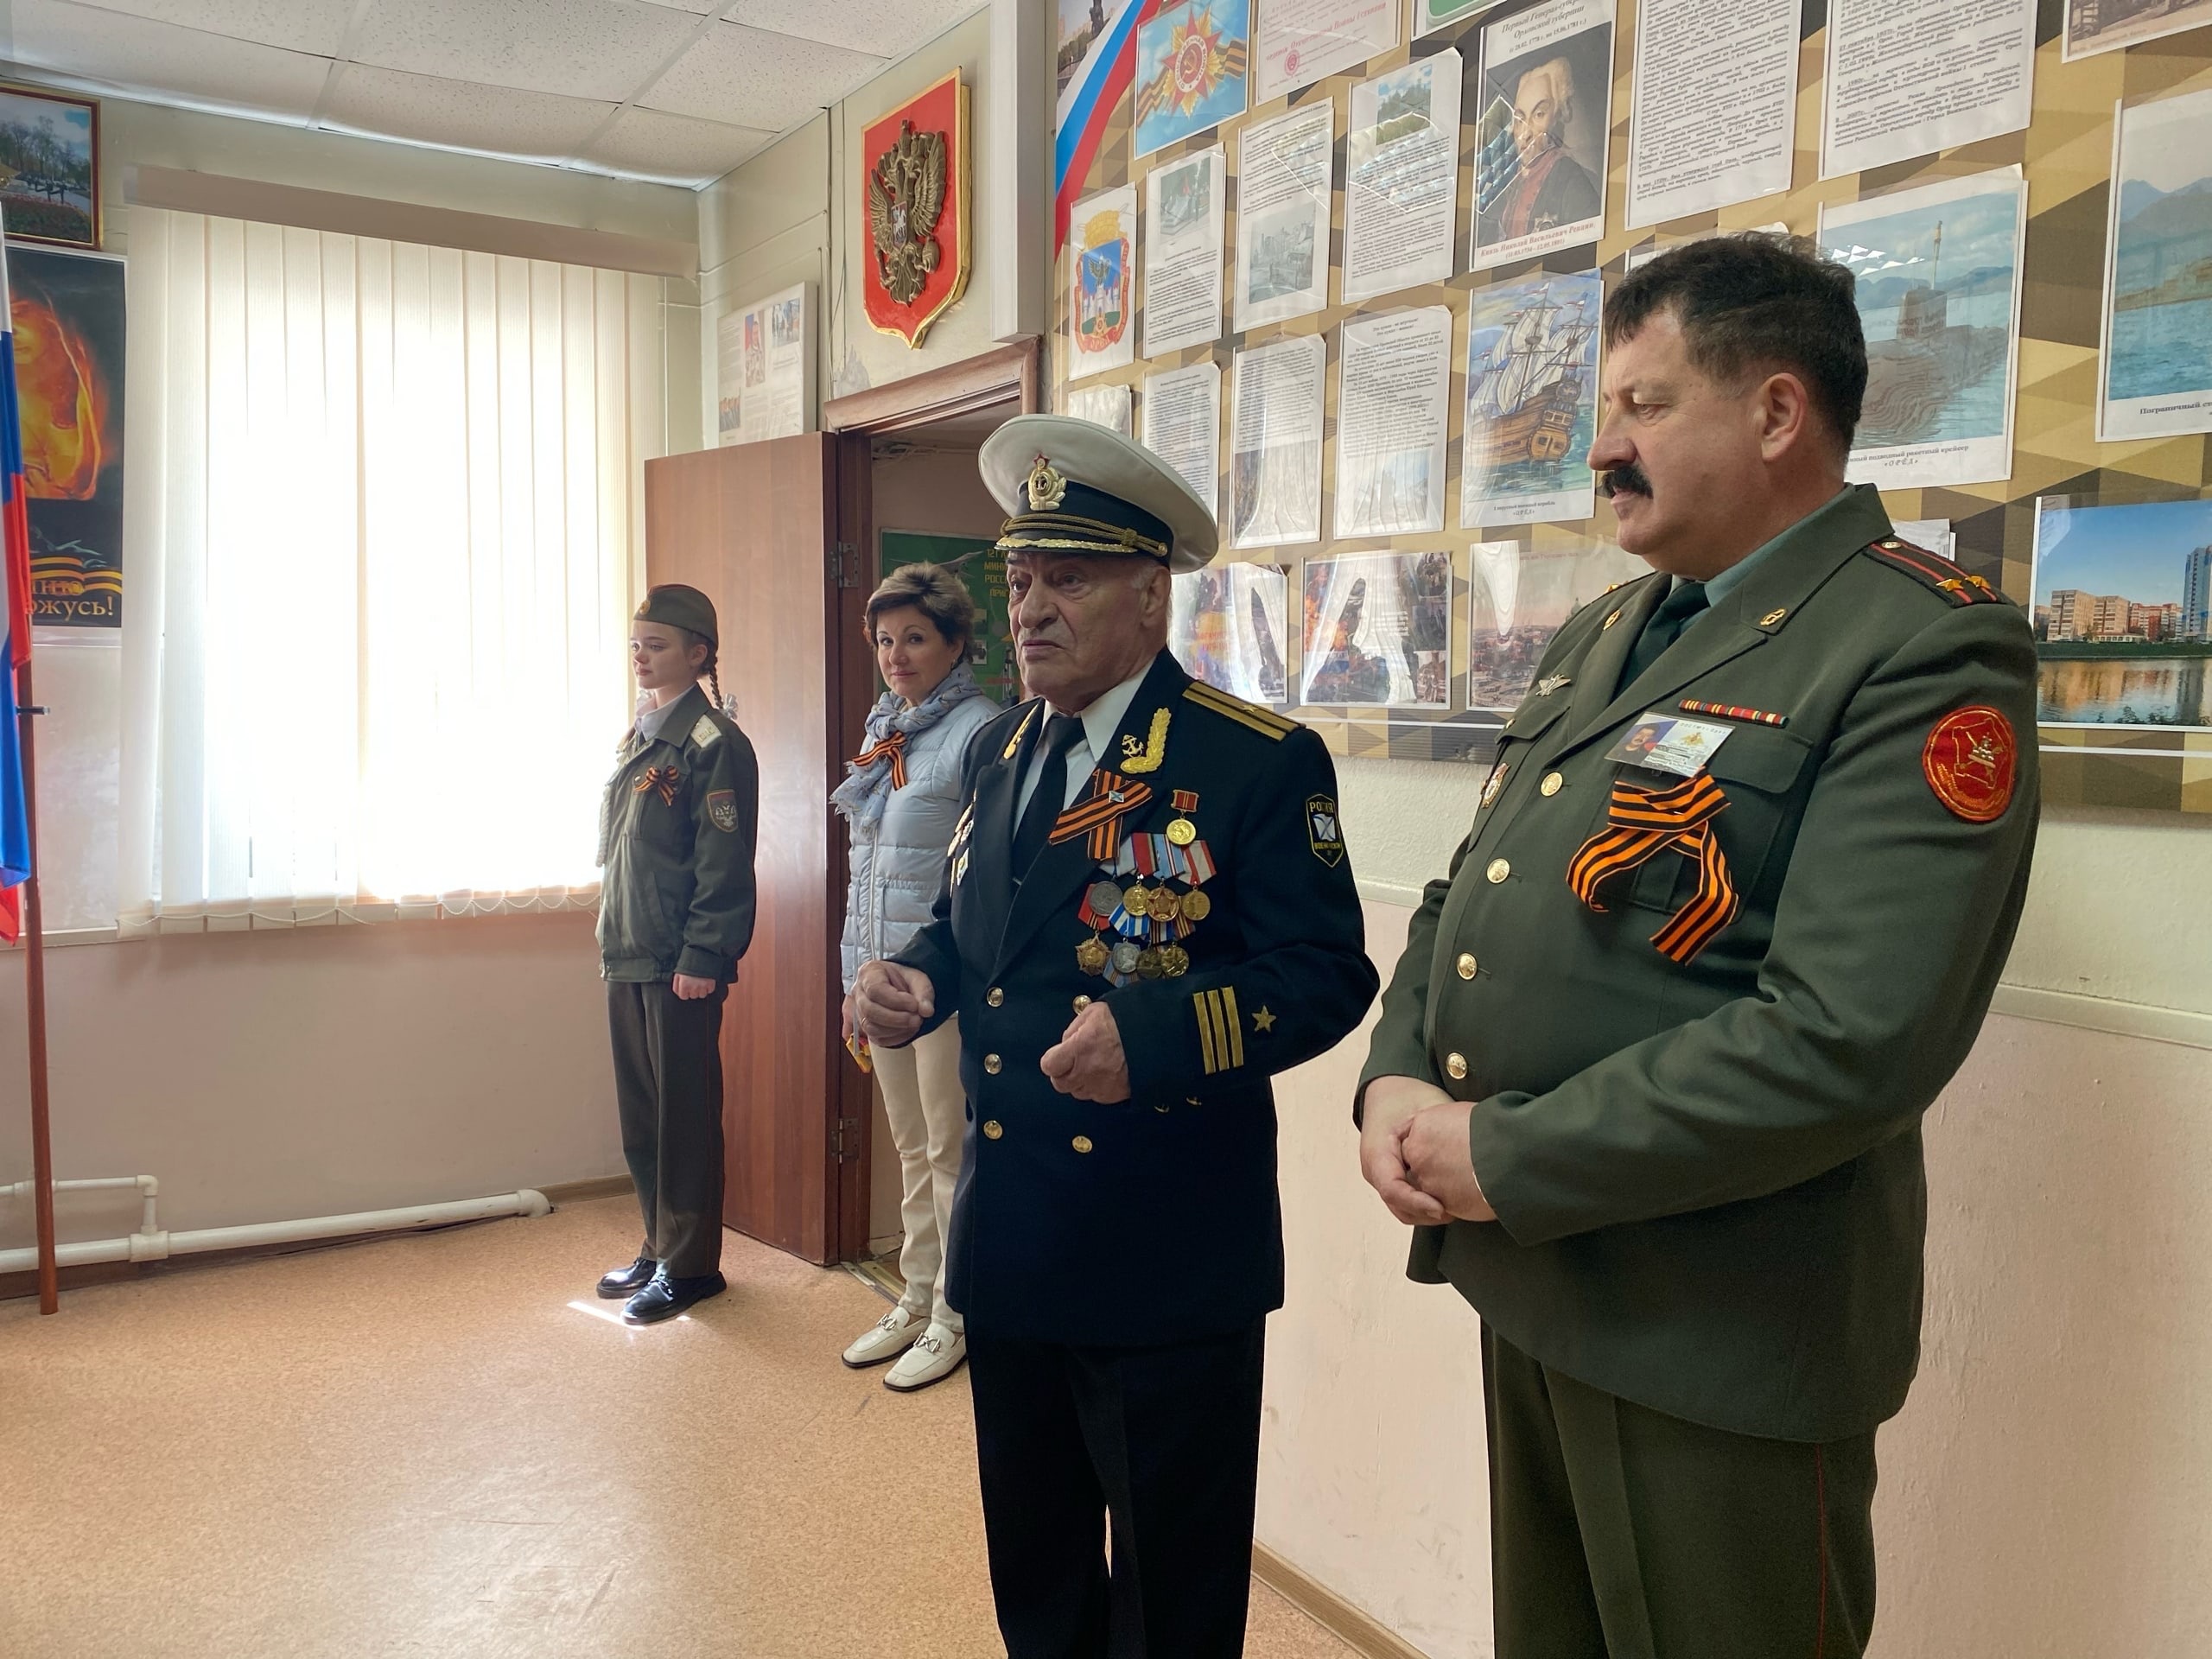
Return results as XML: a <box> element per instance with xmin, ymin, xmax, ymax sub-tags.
<box><xmin>596</xmin><ymin>683</ymin><xmax>760</xmax><ymax>984</ymax></box>
<box><xmin>1361</xmin><ymin>486</ymin><xmax>2039</xmax><ymax>1441</ymax></box>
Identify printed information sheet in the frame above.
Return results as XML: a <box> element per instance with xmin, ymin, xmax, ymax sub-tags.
<box><xmin>1821</xmin><ymin>0</ymin><xmax>2037</xmax><ymax>179</ymax></box>
<box><xmin>1628</xmin><ymin>0</ymin><xmax>1799</xmax><ymax>227</ymax></box>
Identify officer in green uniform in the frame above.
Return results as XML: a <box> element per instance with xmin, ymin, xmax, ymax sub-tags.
<box><xmin>854</xmin><ymin>416</ymin><xmax>1378</xmax><ymax>1658</ymax></box>
<box><xmin>1359</xmin><ymin>237</ymin><xmax>2039</xmax><ymax>1657</ymax></box>
<box><xmin>595</xmin><ymin>584</ymin><xmax>760</xmax><ymax>1325</ymax></box>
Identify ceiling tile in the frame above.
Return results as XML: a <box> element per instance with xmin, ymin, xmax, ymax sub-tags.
<box><xmin>347</xmin><ymin>0</ymin><xmax>702</xmax><ymax>104</ymax></box>
<box><xmin>4</xmin><ymin>0</ymin><xmax>332</xmax><ymax>119</ymax></box>
<box><xmin>62</xmin><ymin>0</ymin><xmax>358</xmax><ymax>57</ymax></box>
<box><xmin>579</xmin><ymin>105</ymin><xmax>773</xmax><ymax>188</ymax></box>
<box><xmin>642</xmin><ymin>20</ymin><xmax>885</xmax><ymax>132</ymax></box>
<box><xmin>726</xmin><ymin>0</ymin><xmax>979</xmax><ymax>60</ymax></box>
<box><xmin>321</xmin><ymin>62</ymin><xmax>614</xmax><ymax>162</ymax></box>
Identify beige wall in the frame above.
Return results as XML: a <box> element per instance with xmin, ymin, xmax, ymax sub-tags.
<box><xmin>0</xmin><ymin>914</ymin><xmax>619</xmax><ymax>1245</ymax></box>
<box><xmin>1</xmin><ymin>96</ymin><xmax>694</xmax><ymax>1236</ymax></box>
<box><xmin>694</xmin><ymin>7</ymin><xmax>1001</xmax><ymax>446</ymax></box>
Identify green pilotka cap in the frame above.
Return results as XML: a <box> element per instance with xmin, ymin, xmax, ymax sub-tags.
<box><xmin>634</xmin><ymin>583</ymin><xmax>718</xmax><ymax>647</ymax></box>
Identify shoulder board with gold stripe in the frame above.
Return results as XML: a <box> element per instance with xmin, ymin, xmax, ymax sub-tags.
<box><xmin>1860</xmin><ymin>537</ymin><xmax>2007</xmax><ymax>607</ymax></box>
<box><xmin>1182</xmin><ymin>682</ymin><xmax>1296</xmax><ymax>740</ymax></box>
<box><xmin>1000</xmin><ymin>699</ymin><xmax>1042</xmax><ymax>760</ymax></box>
<box><xmin>689</xmin><ymin>715</ymin><xmax>721</xmax><ymax>749</ymax></box>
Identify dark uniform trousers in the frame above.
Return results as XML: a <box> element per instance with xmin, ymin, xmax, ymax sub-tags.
<box><xmin>1484</xmin><ymin>1324</ymin><xmax>1876</xmax><ymax>1659</ymax></box>
<box><xmin>895</xmin><ymin>650</ymin><xmax>1377</xmax><ymax>1659</ymax></box>
<box><xmin>969</xmin><ymin>1322</ymin><xmax>1267</xmax><ymax>1659</ymax></box>
<box><xmin>607</xmin><ymin>978</ymin><xmax>728</xmax><ymax>1279</ymax></box>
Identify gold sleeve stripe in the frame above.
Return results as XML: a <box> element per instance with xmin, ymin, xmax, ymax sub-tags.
<box><xmin>1183</xmin><ymin>684</ymin><xmax>1293</xmax><ymax>740</ymax></box>
<box><xmin>1001</xmin><ymin>702</ymin><xmax>1040</xmax><ymax>760</ymax></box>
<box><xmin>1221</xmin><ymin>985</ymin><xmax>1244</xmax><ymax>1070</ymax></box>
<box><xmin>1195</xmin><ymin>989</ymin><xmax>1221</xmax><ymax>1075</ymax></box>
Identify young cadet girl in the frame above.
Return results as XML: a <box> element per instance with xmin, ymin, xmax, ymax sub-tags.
<box><xmin>594</xmin><ymin>584</ymin><xmax>759</xmax><ymax>1325</ymax></box>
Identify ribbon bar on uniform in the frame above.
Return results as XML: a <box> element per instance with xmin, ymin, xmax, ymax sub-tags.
<box><xmin>1567</xmin><ymin>772</ymin><xmax>1739</xmax><ymax>965</ymax></box>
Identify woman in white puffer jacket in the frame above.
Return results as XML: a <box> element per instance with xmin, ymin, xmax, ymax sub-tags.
<box><xmin>832</xmin><ymin>562</ymin><xmax>1000</xmax><ymax>1393</ymax></box>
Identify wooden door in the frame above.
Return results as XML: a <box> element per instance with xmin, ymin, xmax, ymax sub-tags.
<box><xmin>644</xmin><ymin>435</ymin><xmax>873</xmax><ymax>1265</ymax></box>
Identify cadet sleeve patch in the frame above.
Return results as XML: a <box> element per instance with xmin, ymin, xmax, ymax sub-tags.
<box><xmin>1306</xmin><ymin>794</ymin><xmax>1345</xmax><ymax>866</ymax></box>
<box><xmin>706</xmin><ymin>789</ymin><xmax>740</xmax><ymax>833</ymax></box>
<box><xmin>1923</xmin><ymin>705</ymin><xmax>2017</xmax><ymax>823</ymax></box>
<box><xmin>690</xmin><ymin>715</ymin><xmax>721</xmax><ymax>749</ymax></box>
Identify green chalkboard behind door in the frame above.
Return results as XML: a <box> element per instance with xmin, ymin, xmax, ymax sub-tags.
<box><xmin>878</xmin><ymin>528</ymin><xmax>1019</xmax><ymax>709</ymax></box>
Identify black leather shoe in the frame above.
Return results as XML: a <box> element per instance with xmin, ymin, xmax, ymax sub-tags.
<box><xmin>622</xmin><ymin>1269</ymin><xmax>727</xmax><ymax>1325</ymax></box>
<box><xmin>596</xmin><ymin>1254</ymin><xmax>658</xmax><ymax>1300</ymax></box>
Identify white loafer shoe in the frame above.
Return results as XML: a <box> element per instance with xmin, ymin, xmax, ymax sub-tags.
<box><xmin>842</xmin><ymin>1306</ymin><xmax>925</xmax><ymax>1368</ymax></box>
<box><xmin>883</xmin><ymin>1323</ymin><xmax>967</xmax><ymax>1393</ymax></box>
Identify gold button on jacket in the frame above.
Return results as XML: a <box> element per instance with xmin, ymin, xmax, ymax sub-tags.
<box><xmin>1446</xmin><ymin>1052</ymin><xmax>1469</xmax><ymax>1079</ymax></box>
<box><xmin>986</xmin><ymin>987</ymin><xmax>1005</xmax><ymax>1007</ymax></box>
<box><xmin>1540</xmin><ymin>772</ymin><xmax>1564</xmax><ymax>797</ymax></box>
<box><xmin>1486</xmin><ymin>858</ymin><xmax>1510</xmax><ymax>884</ymax></box>
<box><xmin>983</xmin><ymin>1053</ymin><xmax>1001</xmax><ymax>1075</ymax></box>
<box><xmin>1071</xmin><ymin>1135</ymin><xmax>1094</xmax><ymax>1154</ymax></box>
<box><xmin>982</xmin><ymin>1120</ymin><xmax>1003</xmax><ymax>1140</ymax></box>
<box><xmin>1456</xmin><ymin>953</ymin><xmax>1478</xmax><ymax>980</ymax></box>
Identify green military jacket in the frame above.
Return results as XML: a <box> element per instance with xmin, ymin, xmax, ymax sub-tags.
<box><xmin>596</xmin><ymin>683</ymin><xmax>760</xmax><ymax>984</ymax></box>
<box><xmin>1361</xmin><ymin>485</ymin><xmax>2039</xmax><ymax>1441</ymax></box>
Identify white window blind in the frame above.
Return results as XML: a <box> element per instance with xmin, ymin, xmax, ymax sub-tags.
<box><xmin>118</xmin><ymin>205</ymin><xmax>666</xmax><ymax>935</ymax></box>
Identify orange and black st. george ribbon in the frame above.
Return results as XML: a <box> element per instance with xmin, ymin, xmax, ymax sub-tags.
<box><xmin>849</xmin><ymin>730</ymin><xmax>909</xmax><ymax>789</ymax></box>
<box><xmin>1567</xmin><ymin>771</ymin><xmax>1740</xmax><ymax>965</ymax></box>
<box><xmin>634</xmin><ymin>765</ymin><xmax>682</xmax><ymax>806</ymax></box>
<box><xmin>1050</xmin><ymin>769</ymin><xmax>1155</xmax><ymax>861</ymax></box>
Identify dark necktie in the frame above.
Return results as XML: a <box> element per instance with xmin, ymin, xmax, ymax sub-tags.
<box><xmin>1011</xmin><ymin>715</ymin><xmax>1087</xmax><ymax>880</ymax></box>
<box><xmin>1620</xmin><ymin>580</ymin><xmax>1710</xmax><ymax>690</ymax></box>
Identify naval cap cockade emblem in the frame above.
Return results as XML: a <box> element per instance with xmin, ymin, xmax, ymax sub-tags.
<box><xmin>868</xmin><ymin>121</ymin><xmax>947</xmax><ymax>308</ymax></box>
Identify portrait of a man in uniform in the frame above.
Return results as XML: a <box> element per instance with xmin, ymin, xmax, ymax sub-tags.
<box><xmin>1478</xmin><ymin>55</ymin><xmax>1602</xmax><ymax>246</ymax></box>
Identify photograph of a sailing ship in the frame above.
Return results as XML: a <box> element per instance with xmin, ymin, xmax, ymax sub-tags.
<box><xmin>1459</xmin><ymin>270</ymin><xmax>1599</xmax><ymax>529</ymax></box>
<box><xmin>1823</xmin><ymin>169</ymin><xmax>2024</xmax><ymax>486</ymax></box>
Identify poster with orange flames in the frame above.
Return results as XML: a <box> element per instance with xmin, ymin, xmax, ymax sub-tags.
<box><xmin>10</xmin><ymin>245</ymin><xmax>124</xmax><ymax>628</ymax></box>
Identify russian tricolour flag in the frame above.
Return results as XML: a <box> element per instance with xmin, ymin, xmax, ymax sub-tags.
<box><xmin>0</xmin><ymin>217</ymin><xmax>35</xmax><ymax>943</ymax></box>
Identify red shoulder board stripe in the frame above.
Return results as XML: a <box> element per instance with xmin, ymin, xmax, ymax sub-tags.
<box><xmin>1862</xmin><ymin>537</ymin><xmax>2007</xmax><ymax>606</ymax></box>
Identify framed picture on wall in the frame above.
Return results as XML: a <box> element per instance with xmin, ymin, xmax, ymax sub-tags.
<box><xmin>0</xmin><ymin>84</ymin><xmax>100</xmax><ymax>251</ymax></box>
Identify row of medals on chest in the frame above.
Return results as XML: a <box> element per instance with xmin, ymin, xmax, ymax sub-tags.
<box><xmin>1076</xmin><ymin>813</ymin><xmax>1211</xmax><ymax>983</ymax></box>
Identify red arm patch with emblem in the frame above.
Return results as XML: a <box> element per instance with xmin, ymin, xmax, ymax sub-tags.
<box><xmin>1923</xmin><ymin>706</ymin><xmax>2017</xmax><ymax>822</ymax></box>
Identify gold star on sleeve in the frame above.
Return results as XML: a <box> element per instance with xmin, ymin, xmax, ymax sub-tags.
<box><xmin>1251</xmin><ymin>1007</ymin><xmax>1276</xmax><ymax>1033</ymax></box>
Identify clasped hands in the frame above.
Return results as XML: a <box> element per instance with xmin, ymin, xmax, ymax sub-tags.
<box><xmin>1360</xmin><ymin>1075</ymin><xmax>1495</xmax><ymax>1226</ymax></box>
<box><xmin>849</xmin><ymin>960</ymin><xmax>1131</xmax><ymax>1103</ymax></box>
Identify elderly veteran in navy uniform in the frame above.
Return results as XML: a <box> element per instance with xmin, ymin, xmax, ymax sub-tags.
<box><xmin>853</xmin><ymin>415</ymin><xmax>1378</xmax><ymax>1659</ymax></box>
<box><xmin>1358</xmin><ymin>235</ymin><xmax>2040</xmax><ymax>1657</ymax></box>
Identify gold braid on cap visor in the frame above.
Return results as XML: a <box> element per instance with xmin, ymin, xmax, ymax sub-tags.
<box><xmin>995</xmin><ymin>512</ymin><xmax>1171</xmax><ymax>562</ymax></box>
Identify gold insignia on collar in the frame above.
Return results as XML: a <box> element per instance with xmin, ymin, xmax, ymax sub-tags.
<box><xmin>1535</xmin><ymin>675</ymin><xmax>1571</xmax><ymax>696</ymax></box>
<box><xmin>1760</xmin><ymin>607</ymin><xmax>1789</xmax><ymax>628</ymax></box>
<box><xmin>1603</xmin><ymin>609</ymin><xmax>1624</xmax><ymax>630</ymax></box>
<box><xmin>1025</xmin><ymin>454</ymin><xmax>1069</xmax><ymax>512</ymax></box>
<box><xmin>1119</xmin><ymin>707</ymin><xmax>1171</xmax><ymax>773</ymax></box>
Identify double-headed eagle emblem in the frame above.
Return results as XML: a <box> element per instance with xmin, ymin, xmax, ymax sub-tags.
<box><xmin>868</xmin><ymin>121</ymin><xmax>948</xmax><ymax>307</ymax></box>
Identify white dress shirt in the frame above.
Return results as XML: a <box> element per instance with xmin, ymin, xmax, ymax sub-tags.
<box><xmin>1012</xmin><ymin>663</ymin><xmax>1153</xmax><ymax>824</ymax></box>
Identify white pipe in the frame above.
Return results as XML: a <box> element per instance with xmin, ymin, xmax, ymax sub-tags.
<box><xmin>1</xmin><ymin>1174</ymin><xmax>160</xmax><ymax>1236</ymax></box>
<box><xmin>0</xmin><ymin>1188</ymin><xmax>550</xmax><ymax>1277</ymax></box>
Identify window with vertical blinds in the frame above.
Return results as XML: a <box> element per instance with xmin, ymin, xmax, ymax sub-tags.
<box><xmin>118</xmin><ymin>206</ymin><xmax>667</xmax><ymax>934</ymax></box>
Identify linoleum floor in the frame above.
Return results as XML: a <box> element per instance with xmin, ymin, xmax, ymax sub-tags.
<box><xmin>0</xmin><ymin>1197</ymin><xmax>1357</xmax><ymax>1659</ymax></box>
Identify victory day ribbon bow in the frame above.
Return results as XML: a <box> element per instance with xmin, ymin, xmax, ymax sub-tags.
<box><xmin>1050</xmin><ymin>768</ymin><xmax>1154</xmax><ymax>861</ymax></box>
<box><xmin>635</xmin><ymin>765</ymin><xmax>681</xmax><ymax>806</ymax></box>
<box><xmin>1567</xmin><ymin>772</ymin><xmax>1739</xmax><ymax>965</ymax></box>
<box><xmin>849</xmin><ymin>730</ymin><xmax>908</xmax><ymax>790</ymax></box>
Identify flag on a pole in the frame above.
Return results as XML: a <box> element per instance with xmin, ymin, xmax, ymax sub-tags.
<box><xmin>0</xmin><ymin>215</ymin><xmax>35</xmax><ymax>944</ymax></box>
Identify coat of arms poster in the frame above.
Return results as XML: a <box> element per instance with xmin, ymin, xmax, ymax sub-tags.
<box><xmin>861</xmin><ymin>72</ymin><xmax>972</xmax><ymax>349</ymax></box>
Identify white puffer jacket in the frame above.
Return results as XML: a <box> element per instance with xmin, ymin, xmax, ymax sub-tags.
<box><xmin>840</xmin><ymin>690</ymin><xmax>999</xmax><ymax>993</ymax></box>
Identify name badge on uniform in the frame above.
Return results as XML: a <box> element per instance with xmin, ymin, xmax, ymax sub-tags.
<box><xmin>1604</xmin><ymin>711</ymin><xmax>1734</xmax><ymax>778</ymax></box>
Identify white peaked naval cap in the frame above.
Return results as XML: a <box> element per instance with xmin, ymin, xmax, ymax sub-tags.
<box><xmin>979</xmin><ymin>412</ymin><xmax>1221</xmax><ymax>575</ymax></box>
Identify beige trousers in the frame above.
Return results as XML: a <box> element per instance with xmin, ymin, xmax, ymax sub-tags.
<box><xmin>873</xmin><ymin>1018</ymin><xmax>965</xmax><ymax>1331</ymax></box>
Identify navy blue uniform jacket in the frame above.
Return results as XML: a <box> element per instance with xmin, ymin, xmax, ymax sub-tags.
<box><xmin>892</xmin><ymin>650</ymin><xmax>1379</xmax><ymax>1346</ymax></box>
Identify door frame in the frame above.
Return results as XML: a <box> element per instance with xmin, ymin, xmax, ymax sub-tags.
<box><xmin>820</xmin><ymin>335</ymin><xmax>1041</xmax><ymax>1262</ymax></box>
